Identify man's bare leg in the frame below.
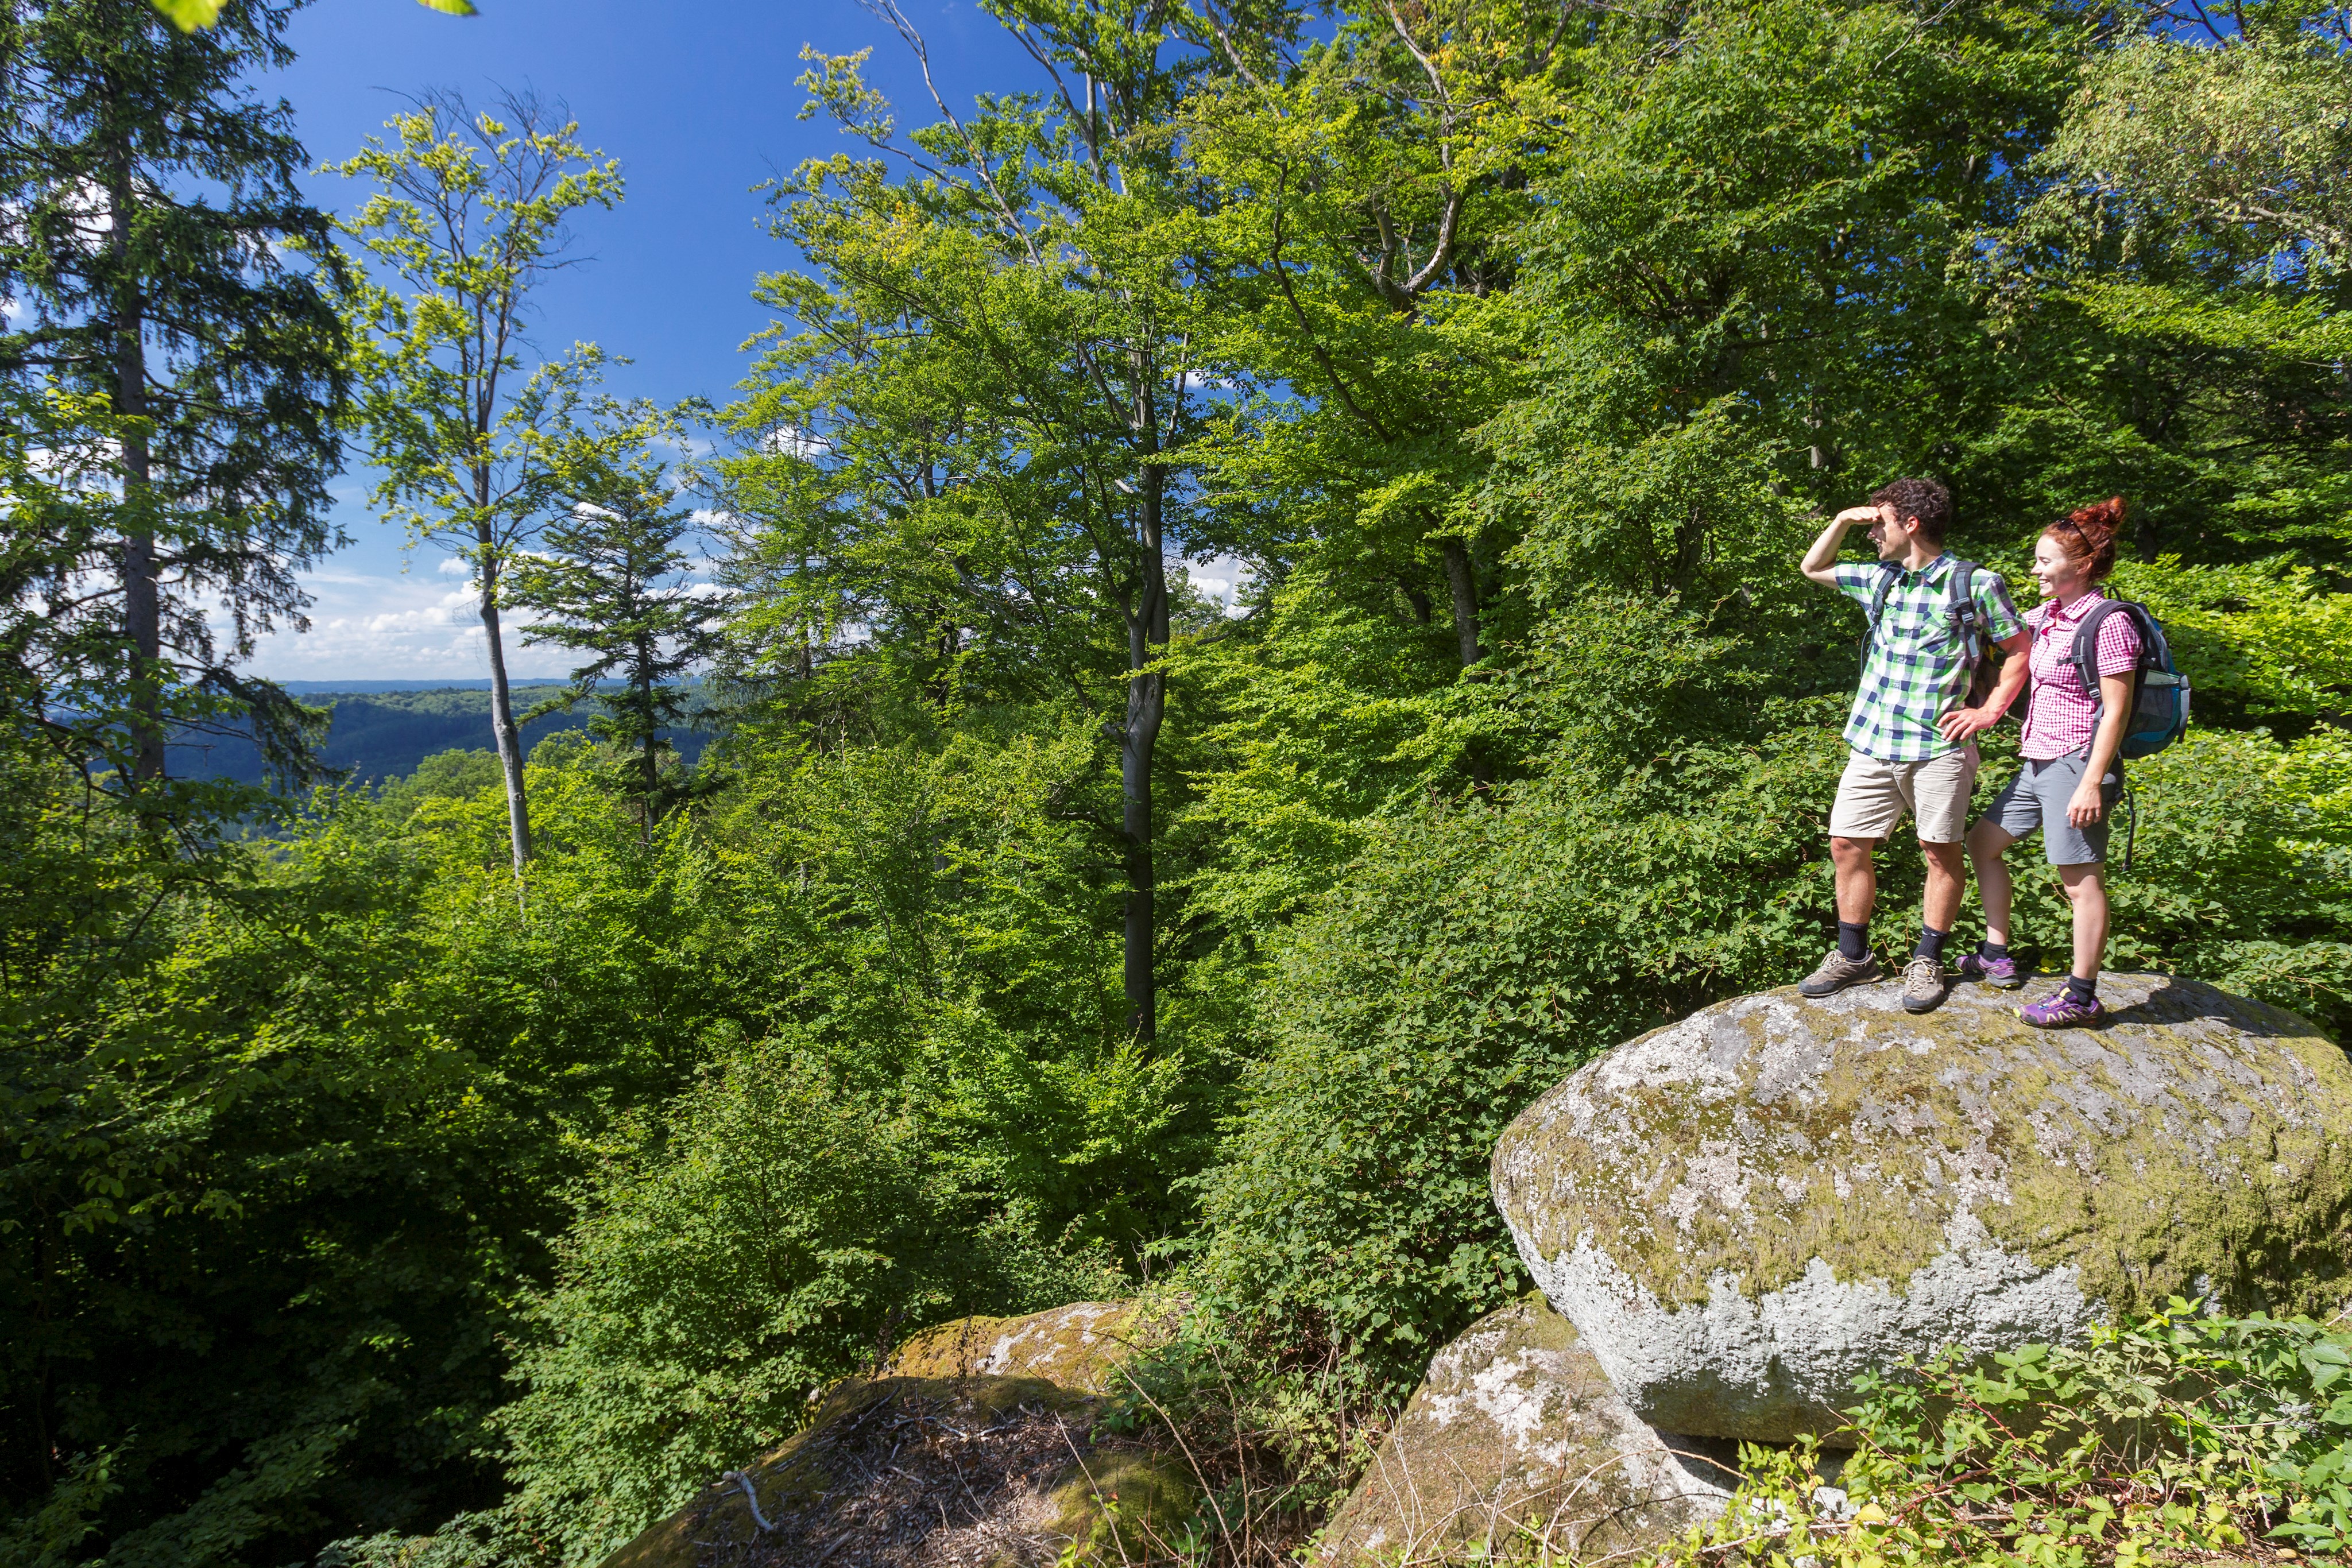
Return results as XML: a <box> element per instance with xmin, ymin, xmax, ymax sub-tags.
<box><xmin>1803</xmin><ymin>834</ymin><xmax>1889</xmax><ymax>997</ymax></box>
<box><xmin>1831</xmin><ymin>835</ymin><xmax>1878</xmax><ymax>924</ymax></box>
<box><xmin>1921</xmin><ymin>842</ymin><xmax>1966</xmax><ymax>935</ymax></box>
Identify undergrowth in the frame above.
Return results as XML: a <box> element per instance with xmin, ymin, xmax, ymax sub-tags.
<box><xmin>1661</xmin><ymin>1303</ymin><xmax>2352</xmax><ymax>1568</ymax></box>
<box><xmin>1091</xmin><ymin>1322</ymin><xmax>1395</xmax><ymax>1566</ymax></box>
<box><xmin>1078</xmin><ymin>1301</ymin><xmax>2352</xmax><ymax>1568</ymax></box>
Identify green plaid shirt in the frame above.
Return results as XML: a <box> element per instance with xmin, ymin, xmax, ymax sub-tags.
<box><xmin>1833</xmin><ymin>554</ymin><xmax>2022</xmax><ymax>763</ymax></box>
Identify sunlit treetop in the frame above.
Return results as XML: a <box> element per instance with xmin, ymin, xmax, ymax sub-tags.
<box><xmin>149</xmin><ymin>0</ymin><xmax>475</xmax><ymax>29</ymax></box>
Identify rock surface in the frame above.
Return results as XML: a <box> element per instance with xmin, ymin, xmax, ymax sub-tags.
<box><xmin>1318</xmin><ymin>1296</ymin><xmax>1736</xmax><ymax>1565</ymax></box>
<box><xmin>600</xmin><ymin>1300</ymin><xmax>1189</xmax><ymax>1568</ymax></box>
<box><xmin>877</xmin><ymin>1298</ymin><xmax>1179</xmax><ymax>1393</ymax></box>
<box><xmin>1491</xmin><ymin>973</ymin><xmax>2352</xmax><ymax>1443</ymax></box>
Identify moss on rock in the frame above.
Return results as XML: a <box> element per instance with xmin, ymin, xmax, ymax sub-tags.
<box><xmin>1317</xmin><ymin>1296</ymin><xmax>1735</xmax><ymax>1565</ymax></box>
<box><xmin>1040</xmin><ymin>1449</ymin><xmax>1202</xmax><ymax>1562</ymax></box>
<box><xmin>597</xmin><ymin>1300</ymin><xmax>1193</xmax><ymax>1568</ymax></box>
<box><xmin>879</xmin><ymin>1297</ymin><xmax>1182</xmax><ymax>1394</ymax></box>
<box><xmin>1491</xmin><ymin>974</ymin><xmax>2352</xmax><ymax>1442</ymax></box>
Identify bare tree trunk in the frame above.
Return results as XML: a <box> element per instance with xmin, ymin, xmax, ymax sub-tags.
<box><xmin>1121</xmin><ymin>576</ymin><xmax>1165</xmax><ymax>1046</ymax></box>
<box><xmin>1121</xmin><ymin>417</ymin><xmax>1169</xmax><ymax>1046</ymax></box>
<box><xmin>637</xmin><ymin>639</ymin><xmax>658</xmax><ymax>848</ymax></box>
<box><xmin>475</xmin><ymin>527</ymin><xmax>532</xmax><ymax>874</ymax></box>
<box><xmin>109</xmin><ymin>149</ymin><xmax>163</xmax><ymax>784</ymax></box>
<box><xmin>1441</xmin><ymin>537</ymin><xmax>1482</xmax><ymax>667</ymax></box>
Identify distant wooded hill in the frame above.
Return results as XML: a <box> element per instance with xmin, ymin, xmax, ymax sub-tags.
<box><xmin>168</xmin><ymin>685</ymin><xmax>712</xmax><ymax>787</ymax></box>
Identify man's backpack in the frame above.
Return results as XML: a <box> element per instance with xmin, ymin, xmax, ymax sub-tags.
<box><xmin>2068</xmin><ymin>599</ymin><xmax>2192</xmax><ymax>760</ymax></box>
<box><xmin>1865</xmin><ymin>559</ymin><xmax>2003</xmax><ymax>708</ymax></box>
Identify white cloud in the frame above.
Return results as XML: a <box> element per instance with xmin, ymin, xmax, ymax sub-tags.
<box><xmin>1183</xmin><ymin>552</ymin><xmax>1252</xmax><ymax>618</ymax></box>
<box><xmin>763</xmin><ymin>424</ymin><xmax>828</xmax><ymax>460</ymax></box>
<box><xmin>237</xmin><ymin>570</ymin><xmax>576</xmax><ymax>682</ymax></box>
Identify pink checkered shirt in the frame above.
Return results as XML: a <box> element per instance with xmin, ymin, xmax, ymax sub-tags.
<box><xmin>2020</xmin><ymin>590</ymin><xmax>2142</xmax><ymax>760</ymax></box>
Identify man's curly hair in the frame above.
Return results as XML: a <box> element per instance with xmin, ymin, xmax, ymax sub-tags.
<box><xmin>1870</xmin><ymin>477</ymin><xmax>1953</xmax><ymax>545</ymax></box>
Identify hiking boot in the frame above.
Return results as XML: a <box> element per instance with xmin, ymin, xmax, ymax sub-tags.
<box><xmin>2021</xmin><ymin>989</ymin><xmax>2105</xmax><ymax>1029</ymax></box>
<box><xmin>1799</xmin><ymin>948</ymin><xmax>1882</xmax><ymax>998</ymax></box>
<box><xmin>1900</xmin><ymin>955</ymin><xmax>1950</xmax><ymax>1014</ymax></box>
<box><xmin>1955</xmin><ymin>950</ymin><xmax>2024</xmax><ymax>990</ymax></box>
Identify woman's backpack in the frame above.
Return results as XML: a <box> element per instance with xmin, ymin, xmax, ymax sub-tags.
<box><xmin>2069</xmin><ymin>599</ymin><xmax>2192</xmax><ymax>760</ymax></box>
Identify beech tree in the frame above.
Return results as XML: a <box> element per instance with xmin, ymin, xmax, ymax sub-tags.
<box><xmin>727</xmin><ymin>0</ymin><xmax>1217</xmax><ymax>1042</ymax></box>
<box><xmin>330</xmin><ymin>91</ymin><xmax>621</xmax><ymax>873</ymax></box>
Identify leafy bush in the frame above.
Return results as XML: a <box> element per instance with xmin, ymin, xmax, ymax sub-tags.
<box><xmin>1190</xmin><ymin>736</ymin><xmax>1846</xmax><ymax>1392</ymax></box>
<box><xmin>1662</xmin><ymin>1305</ymin><xmax>2352</xmax><ymax>1568</ymax></box>
<box><xmin>492</xmin><ymin>1037</ymin><xmax>1124</xmax><ymax>1566</ymax></box>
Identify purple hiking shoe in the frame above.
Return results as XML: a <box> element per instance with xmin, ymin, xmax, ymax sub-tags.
<box><xmin>1955</xmin><ymin>950</ymin><xmax>2023</xmax><ymax>990</ymax></box>
<box><xmin>2021</xmin><ymin>990</ymin><xmax>2103</xmax><ymax>1028</ymax></box>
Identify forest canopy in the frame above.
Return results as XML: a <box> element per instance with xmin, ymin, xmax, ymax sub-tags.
<box><xmin>1</xmin><ymin>0</ymin><xmax>2347</xmax><ymax>1564</ymax></box>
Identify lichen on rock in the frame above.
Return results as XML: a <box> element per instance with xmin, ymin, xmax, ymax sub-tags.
<box><xmin>598</xmin><ymin>1299</ymin><xmax>1192</xmax><ymax>1568</ymax></box>
<box><xmin>1318</xmin><ymin>1296</ymin><xmax>1736</xmax><ymax>1565</ymax></box>
<box><xmin>1491</xmin><ymin>973</ymin><xmax>2352</xmax><ymax>1443</ymax></box>
<box><xmin>878</xmin><ymin>1298</ymin><xmax>1181</xmax><ymax>1394</ymax></box>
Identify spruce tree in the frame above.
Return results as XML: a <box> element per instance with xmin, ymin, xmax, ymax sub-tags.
<box><xmin>511</xmin><ymin>411</ymin><xmax>722</xmax><ymax>842</ymax></box>
<box><xmin>0</xmin><ymin>0</ymin><xmax>347</xmax><ymax>787</ymax></box>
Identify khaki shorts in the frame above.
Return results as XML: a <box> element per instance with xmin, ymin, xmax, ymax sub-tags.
<box><xmin>1829</xmin><ymin>744</ymin><xmax>1979</xmax><ymax>845</ymax></box>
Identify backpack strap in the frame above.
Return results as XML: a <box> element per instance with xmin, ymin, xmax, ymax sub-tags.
<box><xmin>1861</xmin><ymin>562</ymin><xmax>1901</xmax><ymax>672</ymax></box>
<box><xmin>1947</xmin><ymin>560</ymin><xmax>1986</xmax><ymax>651</ymax></box>
<box><xmin>2069</xmin><ymin>598</ymin><xmax>2140</xmax><ymax>721</ymax></box>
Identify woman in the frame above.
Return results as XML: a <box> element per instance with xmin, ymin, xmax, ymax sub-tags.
<box><xmin>1956</xmin><ymin>498</ymin><xmax>2141</xmax><ymax>1027</ymax></box>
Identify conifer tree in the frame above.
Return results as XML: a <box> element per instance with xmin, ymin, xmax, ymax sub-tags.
<box><xmin>0</xmin><ymin>0</ymin><xmax>347</xmax><ymax>787</ymax></box>
<box><xmin>511</xmin><ymin>408</ymin><xmax>722</xmax><ymax>842</ymax></box>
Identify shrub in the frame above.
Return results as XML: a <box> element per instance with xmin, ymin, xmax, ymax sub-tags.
<box><xmin>1661</xmin><ymin>1304</ymin><xmax>2352</xmax><ymax>1568</ymax></box>
<box><xmin>492</xmin><ymin>1037</ymin><xmax>1123</xmax><ymax>1566</ymax></box>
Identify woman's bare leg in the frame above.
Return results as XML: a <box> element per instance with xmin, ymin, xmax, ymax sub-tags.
<box><xmin>1967</xmin><ymin>819</ymin><xmax>2021</xmax><ymax>946</ymax></box>
<box><xmin>2056</xmin><ymin>861</ymin><xmax>2109</xmax><ymax>984</ymax></box>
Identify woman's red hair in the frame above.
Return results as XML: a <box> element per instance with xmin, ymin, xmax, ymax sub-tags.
<box><xmin>2043</xmin><ymin>497</ymin><xmax>2125</xmax><ymax>581</ymax></box>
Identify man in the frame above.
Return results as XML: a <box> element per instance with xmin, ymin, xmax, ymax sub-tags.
<box><xmin>1798</xmin><ymin>478</ymin><xmax>2029</xmax><ymax>1012</ymax></box>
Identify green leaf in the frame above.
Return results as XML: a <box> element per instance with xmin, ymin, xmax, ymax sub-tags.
<box><xmin>148</xmin><ymin>0</ymin><xmax>222</xmax><ymax>28</ymax></box>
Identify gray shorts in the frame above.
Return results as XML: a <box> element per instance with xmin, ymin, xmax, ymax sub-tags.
<box><xmin>1982</xmin><ymin>752</ymin><xmax>2121</xmax><ymax>866</ymax></box>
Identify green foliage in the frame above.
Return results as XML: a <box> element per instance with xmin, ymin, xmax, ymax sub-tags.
<box><xmin>375</xmin><ymin>746</ymin><xmax>507</xmax><ymax>819</ymax></box>
<box><xmin>493</xmin><ymin>1040</ymin><xmax>1118</xmax><ymax>1567</ymax></box>
<box><xmin>510</xmin><ymin>402</ymin><xmax>724</xmax><ymax>835</ymax></box>
<box><xmin>14</xmin><ymin>1</ymin><xmax>2352</xmax><ymax>1563</ymax></box>
<box><xmin>1662</xmin><ymin>1305</ymin><xmax>2352</xmax><ymax>1568</ymax></box>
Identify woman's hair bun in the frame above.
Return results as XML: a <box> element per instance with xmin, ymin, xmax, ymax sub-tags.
<box><xmin>2045</xmin><ymin>496</ymin><xmax>2125</xmax><ymax>580</ymax></box>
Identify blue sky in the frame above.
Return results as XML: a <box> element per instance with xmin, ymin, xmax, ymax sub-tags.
<box><xmin>250</xmin><ymin>0</ymin><xmax>1057</xmax><ymax>679</ymax></box>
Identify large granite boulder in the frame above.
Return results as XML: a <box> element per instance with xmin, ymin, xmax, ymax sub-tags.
<box><xmin>1318</xmin><ymin>1296</ymin><xmax>1736</xmax><ymax>1565</ymax></box>
<box><xmin>1492</xmin><ymin>973</ymin><xmax>2352</xmax><ymax>1444</ymax></box>
<box><xmin>600</xmin><ymin>1300</ymin><xmax>1190</xmax><ymax>1568</ymax></box>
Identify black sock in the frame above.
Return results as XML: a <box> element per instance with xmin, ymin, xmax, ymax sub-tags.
<box><xmin>1916</xmin><ymin>926</ymin><xmax>1949</xmax><ymax>961</ymax></box>
<box><xmin>2065</xmin><ymin>974</ymin><xmax>2097</xmax><ymax>1004</ymax></box>
<box><xmin>1979</xmin><ymin>940</ymin><xmax>2009</xmax><ymax>962</ymax></box>
<box><xmin>1837</xmin><ymin>921</ymin><xmax>1871</xmax><ymax>961</ymax></box>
